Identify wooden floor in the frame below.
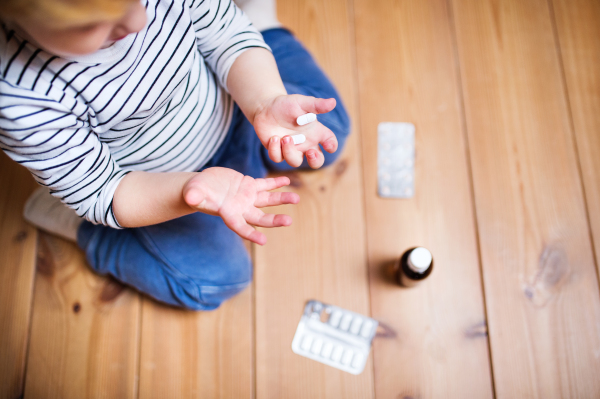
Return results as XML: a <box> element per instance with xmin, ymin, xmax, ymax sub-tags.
<box><xmin>2</xmin><ymin>0</ymin><xmax>600</xmax><ymax>397</ymax></box>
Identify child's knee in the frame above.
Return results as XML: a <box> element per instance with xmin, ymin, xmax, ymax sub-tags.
<box><xmin>170</xmin><ymin>256</ymin><xmax>253</xmax><ymax>311</ymax></box>
<box><xmin>193</xmin><ymin>279</ymin><xmax>251</xmax><ymax>310</ymax></box>
<box><xmin>170</xmin><ymin>277</ymin><xmax>252</xmax><ymax>311</ymax></box>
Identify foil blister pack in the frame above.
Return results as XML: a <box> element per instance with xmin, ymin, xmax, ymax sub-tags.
<box><xmin>378</xmin><ymin>122</ymin><xmax>415</xmax><ymax>198</ymax></box>
<box><xmin>291</xmin><ymin>300</ymin><xmax>378</xmax><ymax>375</ymax></box>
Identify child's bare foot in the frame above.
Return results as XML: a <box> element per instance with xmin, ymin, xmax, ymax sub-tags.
<box><xmin>234</xmin><ymin>0</ymin><xmax>282</xmax><ymax>32</ymax></box>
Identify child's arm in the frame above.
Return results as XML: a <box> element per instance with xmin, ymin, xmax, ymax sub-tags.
<box><xmin>113</xmin><ymin>168</ymin><xmax>299</xmax><ymax>245</ymax></box>
<box><xmin>227</xmin><ymin>47</ymin><xmax>339</xmax><ymax>169</ymax></box>
<box><xmin>188</xmin><ymin>0</ymin><xmax>338</xmax><ymax>169</ymax></box>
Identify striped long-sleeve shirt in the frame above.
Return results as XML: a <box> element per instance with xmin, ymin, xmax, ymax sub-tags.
<box><xmin>0</xmin><ymin>0</ymin><xmax>269</xmax><ymax>228</ymax></box>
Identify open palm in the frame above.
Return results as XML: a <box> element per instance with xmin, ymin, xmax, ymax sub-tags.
<box><xmin>183</xmin><ymin>167</ymin><xmax>299</xmax><ymax>245</ymax></box>
<box><xmin>253</xmin><ymin>94</ymin><xmax>339</xmax><ymax>169</ymax></box>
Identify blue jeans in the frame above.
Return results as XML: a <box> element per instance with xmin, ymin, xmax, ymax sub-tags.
<box><xmin>77</xmin><ymin>28</ymin><xmax>351</xmax><ymax>310</ymax></box>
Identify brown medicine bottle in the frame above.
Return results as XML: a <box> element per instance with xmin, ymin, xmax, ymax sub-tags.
<box><xmin>396</xmin><ymin>247</ymin><xmax>434</xmax><ymax>287</ymax></box>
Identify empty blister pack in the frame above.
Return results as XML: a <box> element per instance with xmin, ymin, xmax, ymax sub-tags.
<box><xmin>291</xmin><ymin>300</ymin><xmax>378</xmax><ymax>375</ymax></box>
<box><xmin>378</xmin><ymin>122</ymin><xmax>415</xmax><ymax>198</ymax></box>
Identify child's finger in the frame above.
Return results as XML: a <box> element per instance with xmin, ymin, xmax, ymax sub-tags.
<box><xmin>223</xmin><ymin>214</ymin><xmax>266</xmax><ymax>245</ymax></box>
<box><xmin>321</xmin><ymin>133</ymin><xmax>338</xmax><ymax>154</ymax></box>
<box><xmin>268</xmin><ymin>136</ymin><xmax>283</xmax><ymax>163</ymax></box>
<box><xmin>281</xmin><ymin>136</ymin><xmax>304</xmax><ymax>167</ymax></box>
<box><xmin>254</xmin><ymin>191</ymin><xmax>299</xmax><ymax>208</ymax></box>
<box><xmin>306</xmin><ymin>148</ymin><xmax>325</xmax><ymax>169</ymax></box>
<box><xmin>254</xmin><ymin>176</ymin><xmax>290</xmax><ymax>192</ymax></box>
<box><xmin>245</xmin><ymin>208</ymin><xmax>292</xmax><ymax>228</ymax></box>
<box><xmin>307</xmin><ymin>123</ymin><xmax>338</xmax><ymax>154</ymax></box>
<box><xmin>295</xmin><ymin>96</ymin><xmax>336</xmax><ymax>115</ymax></box>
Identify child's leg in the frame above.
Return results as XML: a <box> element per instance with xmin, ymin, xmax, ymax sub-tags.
<box><xmin>77</xmin><ymin>106</ymin><xmax>265</xmax><ymax>310</ymax></box>
<box><xmin>260</xmin><ymin>28</ymin><xmax>352</xmax><ymax>171</ymax></box>
<box><xmin>77</xmin><ymin>212</ymin><xmax>252</xmax><ymax>310</ymax></box>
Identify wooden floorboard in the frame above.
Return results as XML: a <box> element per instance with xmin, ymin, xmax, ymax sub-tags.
<box><xmin>23</xmin><ymin>233</ymin><xmax>140</xmax><ymax>399</ymax></box>
<box><xmin>353</xmin><ymin>0</ymin><xmax>494</xmax><ymax>397</ymax></box>
<box><xmin>4</xmin><ymin>1</ymin><xmax>600</xmax><ymax>397</ymax></box>
<box><xmin>137</xmin><ymin>285</ymin><xmax>253</xmax><ymax>398</ymax></box>
<box><xmin>551</xmin><ymin>0</ymin><xmax>600</xmax><ymax>278</ymax></box>
<box><xmin>451</xmin><ymin>0</ymin><xmax>600</xmax><ymax>397</ymax></box>
<box><xmin>0</xmin><ymin>152</ymin><xmax>37</xmax><ymax>399</ymax></box>
<box><xmin>254</xmin><ymin>0</ymin><xmax>374</xmax><ymax>398</ymax></box>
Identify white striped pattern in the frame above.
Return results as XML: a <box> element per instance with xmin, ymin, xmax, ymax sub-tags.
<box><xmin>0</xmin><ymin>0</ymin><xmax>269</xmax><ymax>227</ymax></box>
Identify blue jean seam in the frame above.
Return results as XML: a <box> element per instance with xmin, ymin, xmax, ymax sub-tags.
<box><xmin>134</xmin><ymin>227</ymin><xmax>202</xmax><ymax>301</ymax></box>
<box><xmin>199</xmin><ymin>280</ymin><xmax>250</xmax><ymax>295</ymax></box>
<box><xmin>134</xmin><ymin>226</ymin><xmax>252</xmax><ymax>304</ymax></box>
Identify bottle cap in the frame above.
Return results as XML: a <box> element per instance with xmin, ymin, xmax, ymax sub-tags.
<box><xmin>407</xmin><ymin>247</ymin><xmax>432</xmax><ymax>272</ymax></box>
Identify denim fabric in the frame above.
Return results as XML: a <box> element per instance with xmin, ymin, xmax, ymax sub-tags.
<box><xmin>77</xmin><ymin>28</ymin><xmax>351</xmax><ymax>310</ymax></box>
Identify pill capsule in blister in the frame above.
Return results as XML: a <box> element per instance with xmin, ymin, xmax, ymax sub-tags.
<box><xmin>301</xmin><ymin>335</ymin><xmax>313</xmax><ymax>351</ymax></box>
<box><xmin>339</xmin><ymin>314</ymin><xmax>352</xmax><ymax>331</ymax></box>
<box><xmin>341</xmin><ymin>349</ymin><xmax>354</xmax><ymax>365</ymax></box>
<box><xmin>296</xmin><ymin>113</ymin><xmax>316</xmax><ymax>126</ymax></box>
<box><xmin>331</xmin><ymin>346</ymin><xmax>344</xmax><ymax>362</ymax></box>
<box><xmin>360</xmin><ymin>321</ymin><xmax>373</xmax><ymax>338</ymax></box>
<box><xmin>321</xmin><ymin>342</ymin><xmax>333</xmax><ymax>358</ymax></box>
<box><xmin>311</xmin><ymin>339</ymin><xmax>323</xmax><ymax>354</ymax></box>
<box><xmin>350</xmin><ymin>317</ymin><xmax>363</xmax><ymax>335</ymax></box>
<box><xmin>351</xmin><ymin>353</ymin><xmax>364</xmax><ymax>368</ymax></box>
<box><xmin>329</xmin><ymin>311</ymin><xmax>342</xmax><ymax>327</ymax></box>
<box><xmin>291</xmin><ymin>134</ymin><xmax>306</xmax><ymax>145</ymax></box>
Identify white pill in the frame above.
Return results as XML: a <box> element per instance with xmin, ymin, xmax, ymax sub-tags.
<box><xmin>296</xmin><ymin>113</ymin><xmax>317</xmax><ymax>126</ymax></box>
<box><xmin>301</xmin><ymin>335</ymin><xmax>313</xmax><ymax>351</ymax></box>
<box><xmin>321</xmin><ymin>342</ymin><xmax>333</xmax><ymax>358</ymax></box>
<box><xmin>292</xmin><ymin>134</ymin><xmax>306</xmax><ymax>145</ymax></box>
<box><xmin>331</xmin><ymin>345</ymin><xmax>344</xmax><ymax>362</ymax></box>
<box><xmin>329</xmin><ymin>311</ymin><xmax>342</xmax><ymax>327</ymax></box>
<box><xmin>341</xmin><ymin>349</ymin><xmax>354</xmax><ymax>365</ymax></box>
<box><xmin>350</xmin><ymin>317</ymin><xmax>363</xmax><ymax>335</ymax></box>
<box><xmin>351</xmin><ymin>353</ymin><xmax>364</xmax><ymax>368</ymax></box>
<box><xmin>339</xmin><ymin>314</ymin><xmax>353</xmax><ymax>331</ymax></box>
<box><xmin>360</xmin><ymin>321</ymin><xmax>373</xmax><ymax>338</ymax></box>
<box><xmin>311</xmin><ymin>339</ymin><xmax>323</xmax><ymax>354</ymax></box>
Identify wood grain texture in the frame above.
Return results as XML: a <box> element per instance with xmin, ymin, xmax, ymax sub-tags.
<box><xmin>451</xmin><ymin>0</ymin><xmax>600</xmax><ymax>397</ymax></box>
<box><xmin>138</xmin><ymin>285</ymin><xmax>253</xmax><ymax>398</ymax></box>
<box><xmin>552</xmin><ymin>0</ymin><xmax>600</xmax><ymax>277</ymax></box>
<box><xmin>254</xmin><ymin>0</ymin><xmax>374</xmax><ymax>397</ymax></box>
<box><xmin>0</xmin><ymin>152</ymin><xmax>37</xmax><ymax>399</ymax></box>
<box><xmin>353</xmin><ymin>0</ymin><xmax>494</xmax><ymax>397</ymax></box>
<box><xmin>23</xmin><ymin>233</ymin><xmax>140</xmax><ymax>399</ymax></box>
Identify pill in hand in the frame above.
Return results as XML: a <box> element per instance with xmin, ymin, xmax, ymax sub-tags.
<box><xmin>292</xmin><ymin>134</ymin><xmax>306</xmax><ymax>145</ymax></box>
<box><xmin>296</xmin><ymin>113</ymin><xmax>317</xmax><ymax>126</ymax></box>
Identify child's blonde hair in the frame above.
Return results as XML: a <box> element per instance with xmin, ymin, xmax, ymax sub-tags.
<box><xmin>0</xmin><ymin>0</ymin><xmax>139</xmax><ymax>27</ymax></box>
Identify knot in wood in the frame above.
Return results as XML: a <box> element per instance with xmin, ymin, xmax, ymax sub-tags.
<box><xmin>523</xmin><ymin>244</ymin><xmax>569</xmax><ymax>307</ymax></box>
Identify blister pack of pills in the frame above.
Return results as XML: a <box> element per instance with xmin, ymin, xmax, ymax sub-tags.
<box><xmin>377</xmin><ymin>122</ymin><xmax>415</xmax><ymax>198</ymax></box>
<box><xmin>291</xmin><ymin>300</ymin><xmax>378</xmax><ymax>375</ymax></box>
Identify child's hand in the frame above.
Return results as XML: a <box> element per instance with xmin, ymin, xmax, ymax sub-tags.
<box><xmin>182</xmin><ymin>167</ymin><xmax>299</xmax><ymax>245</ymax></box>
<box><xmin>253</xmin><ymin>94</ymin><xmax>339</xmax><ymax>169</ymax></box>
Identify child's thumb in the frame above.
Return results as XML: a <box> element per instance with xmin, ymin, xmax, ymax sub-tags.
<box><xmin>297</xmin><ymin>96</ymin><xmax>336</xmax><ymax>115</ymax></box>
<box><xmin>183</xmin><ymin>187</ymin><xmax>203</xmax><ymax>207</ymax></box>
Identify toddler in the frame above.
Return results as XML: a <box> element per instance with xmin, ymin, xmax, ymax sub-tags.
<box><xmin>0</xmin><ymin>0</ymin><xmax>350</xmax><ymax>309</ymax></box>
